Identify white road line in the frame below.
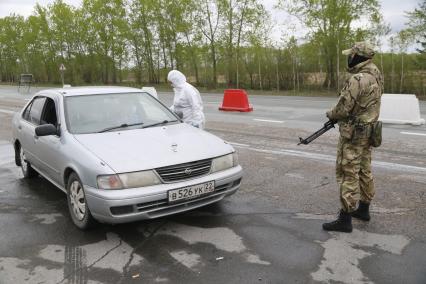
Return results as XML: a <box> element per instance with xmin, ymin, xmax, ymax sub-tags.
<box><xmin>253</xmin><ymin>119</ymin><xmax>284</xmax><ymax>124</ymax></box>
<box><xmin>229</xmin><ymin>142</ymin><xmax>250</xmax><ymax>147</ymax></box>
<box><xmin>259</xmin><ymin>99</ymin><xmax>330</xmax><ymax>104</ymax></box>
<box><xmin>0</xmin><ymin>142</ymin><xmax>14</xmax><ymax>167</ymax></box>
<box><xmin>401</xmin><ymin>131</ymin><xmax>426</xmax><ymax>137</ymax></box>
<box><xmin>233</xmin><ymin>144</ymin><xmax>426</xmax><ymax>174</ymax></box>
<box><xmin>0</xmin><ymin>109</ymin><xmax>16</xmax><ymax>115</ymax></box>
<box><xmin>0</xmin><ymin>159</ymin><xmax>14</xmax><ymax>167</ymax></box>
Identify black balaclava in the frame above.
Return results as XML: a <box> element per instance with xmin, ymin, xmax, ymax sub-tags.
<box><xmin>348</xmin><ymin>53</ymin><xmax>370</xmax><ymax>68</ymax></box>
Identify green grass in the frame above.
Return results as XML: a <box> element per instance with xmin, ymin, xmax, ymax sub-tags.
<box><xmin>0</xmin><ymin>82</ymin><xmax>338</xmax><ymax>96</ymax></box>
<box><xmin>2</xmin><ymin>82</ymin><xmax>424</xmax><ymax>99</ymax></box>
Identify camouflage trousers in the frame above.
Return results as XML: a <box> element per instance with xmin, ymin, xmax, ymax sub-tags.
<box><xmin>336</xmin><ymin>136</ymin><xmax>375</xmax><ymax>212</ymax></box>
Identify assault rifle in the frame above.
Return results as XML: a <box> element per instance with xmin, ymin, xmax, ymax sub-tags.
<box><xmin>298</xmin><ymin>120</ymin><xmax>336</xmax><ymax>145</ymax></box>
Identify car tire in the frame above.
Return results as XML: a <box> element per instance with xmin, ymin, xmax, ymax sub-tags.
<box><xmin>67</xmin><ymin>172</ymin><xmax>96</xmax><ymax>230</ymax></box>
<box><xmin>18</xmin><ymin>146</ymin><xmax>38</xmax><ymax>179</ymax></box>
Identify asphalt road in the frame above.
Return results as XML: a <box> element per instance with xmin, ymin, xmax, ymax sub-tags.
<box><xmin>0</xmin><ymin>85</ymin><xmax>425</xmax><ymax>283</ymax></box>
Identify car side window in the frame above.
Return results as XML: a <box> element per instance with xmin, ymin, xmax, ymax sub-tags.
<box><xmin>29</xmin><ymin>97</ymin><xmax>47</xmax><ymax>125</ymax></box>
<box><xmin>22</xmin><ymin>101</ymin><xmax>33</xmax><ymax>122</ymax></box>
<box><xmin>40</xmin><ymin>98</ymin><xmax>58</xmax><ymax>127</ymax></box>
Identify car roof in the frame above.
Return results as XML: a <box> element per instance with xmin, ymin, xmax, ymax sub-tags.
<box><xmin>39</xmin><ymin>86</ymin><xmax>146</xmax><ymax>97</ymax></box>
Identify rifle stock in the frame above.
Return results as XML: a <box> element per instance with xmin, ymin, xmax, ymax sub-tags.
<box><xmin>298</xmin><ymin>120</ymin><xmax>336</xmax><ymax>145</ymax></box>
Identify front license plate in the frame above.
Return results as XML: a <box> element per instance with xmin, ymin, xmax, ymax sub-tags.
<box><xmin>168</xmin><ymin>181</ymin><xmax>215</xmax><ymax>203</ymax></box>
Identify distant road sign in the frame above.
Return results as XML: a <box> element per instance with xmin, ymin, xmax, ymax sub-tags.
<box><xmin>59</xmin><ymin>64</ymin><xmax>66</xmax><ymax>71</ymax></box>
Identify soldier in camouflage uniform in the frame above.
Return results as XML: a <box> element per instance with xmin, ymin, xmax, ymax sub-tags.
<box><xmin>323</xmin><ymin>41</ymin><xmax>384</xmax><ymax>233</ymax></box>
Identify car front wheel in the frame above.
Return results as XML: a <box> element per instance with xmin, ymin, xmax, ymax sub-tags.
<box><xmin>67</xmin><ymin>172</ymin><xmax>95</xmax><ymax>230</ymax></box>
<box><xmin>18</xmin><ymin>146</ymin><xmax>37</xmax><ymax>178</ymax></box>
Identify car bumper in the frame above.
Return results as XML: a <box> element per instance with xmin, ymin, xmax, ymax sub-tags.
<box><xmin>84</xmin><ymin>166</ymin><xmax>243</xmax><ymax>224</ymax></box>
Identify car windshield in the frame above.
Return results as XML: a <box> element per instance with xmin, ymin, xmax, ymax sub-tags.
<box><xmin>65</xmin><ymin>92</ymin><xmax>178</xmax><ymax>134</ymax></box>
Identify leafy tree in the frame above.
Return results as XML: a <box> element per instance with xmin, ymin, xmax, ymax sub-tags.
<box><xmin>82</xmin><ymin>0</ymin><xmax>128</xmax><ymax>84</ymax></box>
<box><xmin>0</xmin><ymin>15</ymin><xmax>26</xmax><ymax>82</ymax></box>
<box><xmin>277</xmin><ymin>0</ymin><xmax>382</xmax><ymax>89</ymax></box>
<box><xmin>406</xmin><ymin>0</ymin><xmax>426</xmax><ymax>69</ymax></box>
<box><xmin>218</xmin><ymin>0</ymin><xmax>267</xmax><ymax>87</ymax></box>
<box><xmin>0</xmin><ymin>0</ymin><xmax>423</xmax><ymax>96</ymax></box>
<box><xmin>196</xmin><ymin>0</ymin><xmax>222</xmax><ymax>88</ymax></box>
<box><xmin>48</xmin><ymin>1</ymin><xmax>81</xmax><ymax>82</ymax></box>
<box><xmin>395</xmin><ymin>30</ymin><xmax>414</xmax><ymax>93</ymax></box>
<box><xmin>129</xmin><ymin>0</ymin><xmax>158</xmax><ymax>84</ymax></box>
<box><xmin>367</xmin><ymin>13</ymin><xmax>391</xmax><ymax>84</ymax></box>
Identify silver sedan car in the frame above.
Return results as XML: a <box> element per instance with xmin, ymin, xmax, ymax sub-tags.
<box><xmin>11</xmin><ymin>87</ymin><xmax>242</xmax><ymax>229</ymax></box>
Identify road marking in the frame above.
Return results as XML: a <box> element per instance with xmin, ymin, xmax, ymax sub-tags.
<box><xmin>229</xmin><ymin>142</ymin><xmax>250</xmax><ymax>147</ymax></box>
<box><xmin>0</xmin><ymin>109</ymin><xmax>16</xmax><ymax>115</ymax></box>
<box><xmin>163</xmin><ymin>222</ymin><xmax>270</xmax><ymax>265</ymax></box>
<box><xmin>312</xmin><ymin>229</ymin><xmax>409</xmax><ymax>284</ymax></box>
<box><xmin>30</xmin><ymin>214</ymin><xmax>63</xmax><ymax>225</ymax></box>
<box><xmin>233</xmin><ymin>144</ymin><xmax>426</xmax><ymax>174</ymax></box>
<box><xmin>0</xmin><ymin>233</ymin><xmax>143</xmax><ymax>283</ymax></box>
<box><xmin>253</xmin><ymin>118</ymin><xmax>284</xmax><ymax>123</ymax></box>
<box><xmin>0</xmin><ymin>142</ymin><xmax>15</xmax><ymax>167</ymax></box>
<box><xmin>259</xmin><ymin>99</ymin><xmax>330</xmax><ymax>104</ymax></box>
<box><xmin>170</xmin><ymin>251</ymin><xmax>202</xmax><ymax>270</ymax></box>
<box><xmin>401</xmin><ymin>131</ymin><xmax>426</xmax><ymax>137</ymax></box>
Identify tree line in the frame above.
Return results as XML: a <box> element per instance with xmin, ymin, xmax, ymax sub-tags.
<box><xmin>0</xmin><ymin>0</ymin><xmax>425</xmax><ymax>96</ymax></box>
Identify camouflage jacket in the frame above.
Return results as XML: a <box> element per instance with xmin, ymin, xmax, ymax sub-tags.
<box><xmin>327</xmin><ymin>61</ymin><xmax>384</xmax><ymax>125</ymax></box>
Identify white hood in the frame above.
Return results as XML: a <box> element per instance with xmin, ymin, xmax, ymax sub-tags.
<box><xmin>167</xmin><ymin>70</ymin><xmax>187</xmax><ymax>89</ymax></box>
<box><xmin>73</xmin><ymin>123</ymin><xmax>234</xmax><ymax>173</ymax></box>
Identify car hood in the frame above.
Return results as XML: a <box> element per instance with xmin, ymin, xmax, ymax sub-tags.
<box><xmin>73</xmin><ymin>123</ymin><xmax>234</xmax><ymax>173</ymax></box>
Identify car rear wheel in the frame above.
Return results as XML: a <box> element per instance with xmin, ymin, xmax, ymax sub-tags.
<box><xmin>18</xmin><ymin>146</ymin><xmax>37</xmax><ymax>178</ymax></box>
<box><xmin>67</xmin><ymin>172</ymin><xmax>95</xmax><ymax>230</ymax></box>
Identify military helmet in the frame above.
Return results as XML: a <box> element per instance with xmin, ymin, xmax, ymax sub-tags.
<box><xmin>342</xmin><ymin>41</ymin><xmax>376</xmax><ymax>58</ymax></box>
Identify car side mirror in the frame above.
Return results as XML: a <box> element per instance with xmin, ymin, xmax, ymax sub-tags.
<box><xmin>35</xmin><ymin>124</ymin><xmax>58</xmax><ymax>137</ymax></box>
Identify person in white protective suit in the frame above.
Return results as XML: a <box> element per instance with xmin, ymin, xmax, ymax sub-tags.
<box><xmin>167</xmin><ymin>70</ymin><xmax>205</xmax><ymax>129</ymax></box>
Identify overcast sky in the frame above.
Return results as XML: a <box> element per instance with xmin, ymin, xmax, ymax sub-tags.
<box><xmin>0</xmin><ymin>0</ymin><xmax>421</xmax><ymax>51</ymax></box>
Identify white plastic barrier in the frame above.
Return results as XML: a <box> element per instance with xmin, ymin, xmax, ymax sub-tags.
<box><xmin>141</xmin><ymin>86</ymin><xmax>158</xmax><ymax>99</ymax></box>
<box><xmin>379</xmin><ymin>94</ymin><xmax>425</xmax><ymax>125</ymax></box>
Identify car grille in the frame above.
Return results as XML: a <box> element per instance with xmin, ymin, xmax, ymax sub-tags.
<box><xmin>155</xmin><ymin>158</ymin><xmax>212</xmax><ymax>182</ymax></box>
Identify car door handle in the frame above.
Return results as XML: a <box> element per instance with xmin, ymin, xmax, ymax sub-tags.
<box><xmin>34</xmin><ymin>135</ymin><xmax>39</xmax><ymax>140</ymax></box>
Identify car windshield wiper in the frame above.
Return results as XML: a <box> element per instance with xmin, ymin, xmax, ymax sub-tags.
<box><xmin>98</xmin><ymin>122</ymin><xmax>145</xmax><ymax>133</ymax></box>
<box><xmin>142</xmin><ymin>120</ymin><xmax>178</xmax><ymax>129</ymax></box>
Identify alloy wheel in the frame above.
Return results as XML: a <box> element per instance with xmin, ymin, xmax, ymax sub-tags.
<box><xmin>69</xmin><ymin>181</ymin><xmax>86</xmax><ymax>221</ymax></box>
<box><xmin>20</xmin><ymin>148</ymin><xmax>28</xmax><ymax>175</ymax></box>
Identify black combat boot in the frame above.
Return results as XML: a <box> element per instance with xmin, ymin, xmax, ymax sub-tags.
<box><xmin>352</xmin><ymin>201</ymin><xmax>371</xmax><ymax>221</ymax></box>
<box><xmin>322</xmin><ymin>210</ymin><xmax>353</xmax><ymax>233</ymax></box>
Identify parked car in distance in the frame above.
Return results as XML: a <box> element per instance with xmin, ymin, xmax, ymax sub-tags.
<box><xmin>11</xmin><ymin>86</ymin><xmax>242</xmax><ymax>229</ymax></box>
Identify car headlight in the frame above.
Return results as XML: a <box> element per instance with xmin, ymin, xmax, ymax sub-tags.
<box><xmin>119</xmin><ymin>170</ymin><xmax>161</xmax><ymax>188</ymax></box>
<box><xmin>97</xmin><ymin>170</ymin><xmax>161</xmax><ymax>189</ymax></box>
<box><xmin>97</xmin><ymin>174</ymin><xmax>123</xmax><ymax>189</ymax></box>
<box><xmin>211</xmin><ymin>152</ymin><xmax>238</xmax><ymax>173</ymax></box>
<box><xmin>232</xmin><ymin>152</ymin><xmax>239</xmax><ymax>167</ymax></box>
